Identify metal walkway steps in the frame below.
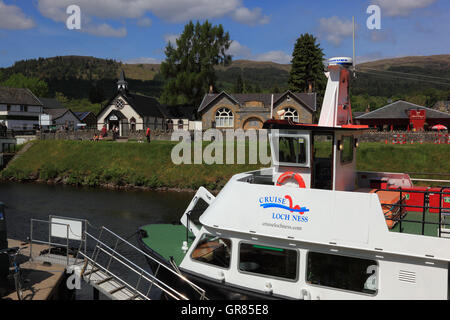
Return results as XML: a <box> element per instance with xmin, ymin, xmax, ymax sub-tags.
<box><xmin>73</xmin><ymin>262</ymin><xmax>145</xmax><ymax>300</ymax></box>
<box><xmin>28</xmin><ymin>216</ymin><xmax>207</xmax><ymax>300</ymax></box>
<box><xmin>70</xmin><ymin>226</ymin><xmax>207</xmax><ymax>300</ymax></box>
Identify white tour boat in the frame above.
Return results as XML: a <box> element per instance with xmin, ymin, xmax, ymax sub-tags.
<box><xmin>138</xmin><ymin>57</ymin><xmax>450</xmax><ymax>300</ymax></box>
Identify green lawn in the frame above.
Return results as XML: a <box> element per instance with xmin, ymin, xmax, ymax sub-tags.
<box><xmin>1</xmin><ymin>140</ymin><xmax>449</xmax><ymax>191</ymax></box>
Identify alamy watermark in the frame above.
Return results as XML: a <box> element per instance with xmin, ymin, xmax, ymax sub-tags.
<box><xmin>66</xmin><ymin>5</ymin><xmax>81</xmax><ymax>30</ymax></box>
<box><xmin>367</xmin><ymin>5</ymin><xmax>382</xmax><ymax>30</ymax></box>
<box><xmin>170</xmin><ymin>129</ymin><xmax>273</xmax><ymax>165</ymax></box>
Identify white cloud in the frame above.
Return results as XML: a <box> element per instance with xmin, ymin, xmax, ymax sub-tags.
<box><xmin>231</xmin><ymin>7</ymin><xmax>270</xmax><ymax>25</ymax></box>
<box><xmin>125</xmin><ymin>57</ymin><xmax>160</xmax><ymax>64</ymax></box>
<box><xmin>37</xmin><ymin>0</ymin><xmax>270</xmax><ymax>29</ymax></box>
<box><xmin>318</xmin><ymin>16</ymin><xmax>353</xmax><ymax>46</ymax></box>
<box><xmin>226</xmin><ymin>41</ymin><xmax>291</xmax><ymax>64</ymax></box>
<box><xmin>149</xmin><ymin>0</ymin><xmax>241</xmax><ymax>23</ymax></box>
<box><xmin>0</xmin><ymin>0</ymin><xmax>35</xmax><ymax>30</ymax></box>
<box><xmin>253</xmin><ymin>51</ymin><xmax>291</xmax><ymax>64</ymax></box>
<box><xmin>369</xmin><ymin>28</ymin><xmax>396</xmax><ymax>43</ymax></box>
<box><xmin>137</xmin><ymin>17</ymin><xmax>152</xmax><ymax>27</ymax></box>
<box><xmin>82</xmin><ymin>23</ymin><xmax>127</xmax><ymax>37</ymax></box>
<box><xmin>373</xmin><ymin>0</ymin><xmax>436</xmax><ymax>17</ymax></box>
<box><xmin>227</xmin><ymin>40</ymin><xmax>252</xmax><ymax>58</ymax></box>
<box><xmin>164</xmin><ymin>34</ymin><xmax>180</xmax><ymax>45</ymax></box>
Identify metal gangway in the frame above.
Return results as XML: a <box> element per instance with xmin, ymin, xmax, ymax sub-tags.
<box><xmin>29</xmin><ymin>216</ymin><xmax>207</xmax><ymax>300</ymax></box>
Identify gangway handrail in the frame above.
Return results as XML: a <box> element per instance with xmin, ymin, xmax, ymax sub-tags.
<box><xmin>77</xmin><ymin>251</ymin><xmax>151</xmax><ymax>300</ymax></box>
<box><xmin>92</xmin><ymin>244</ymin><xmax>185</xmax><ymax>300</ymax></box>
<box><xmin>100</xmin><ymin>226</ymin><xmax>206</xmax><ymax>297</ymax></box>
<box><xmin>83</xmin><ymin>231</ymin><xmax>189</xmax><ymax>300</ymax></box>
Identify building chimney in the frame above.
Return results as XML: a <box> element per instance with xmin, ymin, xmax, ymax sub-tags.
<box><xmin>209</xmin><ymin>85</ymin><xmax>213</xmax><ymax>93</ymax></box>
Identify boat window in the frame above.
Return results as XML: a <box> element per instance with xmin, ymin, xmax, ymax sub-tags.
<box><xmin>191</xmin><ymin>234</ymin><xmax>231</xmax><ymax>269</ymax></box>
<box><xmin>306</xmin><ymin>252</ymin><xmax>378</xmax><ymax>295</ymax></box>
<box><xmin>239</xmin><ymin>243</ymin><xmax>298</xmax><ymax>280</ymax></box>
<box><xmin>340</xmin><ymin>135</ymin><xmax>354</xmax><ymax>163</ymax></box>
<box><xmin>279</xmin><ymin>136</ymin><xmax>308</xmax><ymax>165</ymax></box>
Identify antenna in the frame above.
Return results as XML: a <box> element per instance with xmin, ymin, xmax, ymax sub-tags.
<box><xmin>352</xmin><ymin>16</ymin><xmax>356</xmax><ymax>77</ymax></box>
<box><xmin>270</xmin><ymin>94</ymin><xmax>274</xmax><ymax>119</ymax></box>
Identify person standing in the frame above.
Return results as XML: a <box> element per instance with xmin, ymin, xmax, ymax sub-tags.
<box><xmin>101</xmin><ymin>124</ymin><xmax>107</xmax><ymax>137</ymax></box>
<box><xmin>146</xmin><ymin>127</ymin><xmax>151</xmax><ymax>143</ymax></box>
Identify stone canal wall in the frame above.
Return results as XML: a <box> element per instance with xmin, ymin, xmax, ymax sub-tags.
<box><xmin>38</xmin><ymin>129</ymin><xmax>173</xmax><ymax>141</ymax></box>
<box><xmin>37</xmin><ymin>129</ymin><xmax>449</xmax><ymax>144</ymax></box>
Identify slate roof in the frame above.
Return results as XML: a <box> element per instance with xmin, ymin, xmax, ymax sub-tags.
<box><xmin>44</xmin><ymin>108</ymin><xmax>78</xmax><ymax>121</ymax></box>
<box><xmin>198</xmin><ymin>91</ymin><xmax>316</xmax><ymax>113</ymax></box>
<box><xmin>123</xmin><ymin>93</ymin><xmax>166</xmax><ymax>118</ymax></box>
<box><xmin>160</xmin><ymin>104</ymin><xmax>198</xmax><ymax>120</ymax></box>
<box><xmin>39</xmin><ymin>98</ymin><xmax>64</xmax><ymax>109</ymax></box>
<box><xmin>74</xmin><ymin>111</ymin><xmax>94</xmax><ymax>121</ymax></box>
<box><xmin>0</xmin><ymin>86</ymin><xmax>43</xmax><ymax>106</ymax></box>
<box><xmin>98</xmin><ymin>92</ymin><xmax>166</xmax><ymax>119</ymax></box>
<box><xmin>355</xmin><ymin>100</ymin><xmax>450</xmax><ymax>120</ymax></box>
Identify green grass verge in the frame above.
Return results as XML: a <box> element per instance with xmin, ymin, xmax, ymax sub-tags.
<box><xmin>1</xmin><ymin>140</ymin><xmax>449</xmax><ymax>190</ymax></box>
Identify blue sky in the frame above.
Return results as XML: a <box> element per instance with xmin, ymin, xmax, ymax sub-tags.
<box><xmin>0</xmin><ymin>0</ymin><xmax>448</xmax><ymax>68</ymax></box>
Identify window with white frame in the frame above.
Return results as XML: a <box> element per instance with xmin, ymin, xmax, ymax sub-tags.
<box><xmin>215</xmin><ymin>108</ymin><xmax>234</xmax><ymax>128</ymax></box>
<box><xmin>282</xmin><ymin>108</ymin><xmax>299</xmax><ymax>122</ymax></box>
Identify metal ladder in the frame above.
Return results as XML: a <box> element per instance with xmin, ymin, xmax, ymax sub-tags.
<box><xmin>71</xmin><ymin>226</ymin><xmax>206</xmax><ymax>300</ymax></box>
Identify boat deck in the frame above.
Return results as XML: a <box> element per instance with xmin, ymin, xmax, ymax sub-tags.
<box><xmin>139</xmin><ymin>224</ymin><xmax>195</xmax><ymax>266</ymax></box>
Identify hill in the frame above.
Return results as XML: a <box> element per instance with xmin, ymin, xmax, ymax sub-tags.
<box><xmin>350</xmin><ymin>55</ymin><xmax>450</xmax><ymax>111</ymax></box>
<box><xmin>0</xmin><ymin>55</ymin><xmax>449</xmax><ymax>113</ymax></box>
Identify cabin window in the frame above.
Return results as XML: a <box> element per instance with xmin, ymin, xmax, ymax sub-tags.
<box><xmin>340</xmin><ymin>135</ymin><xmax>354</xmax><ymax>163</ymax></box>
<box><xmin>191</xmin><ymin>234</ymin><xmax>231</xmax><ymax>269</ymax></box>
<box><xmin>306</xmin><ymin>252</ymin><xmax>378</xmax><ymax>295</ymax></box>
<box><xmin>215</xmin><ymin>108</ymin><xmax>234</xmax><ymax>128</ymax></box>
<box><xmin>278</xmin><ymin>136</ymin><xmax>308</xmax><ymax>166</ymax></box>
<box><xmin>239</xmin><ymin>243</ymin><xmax>298</xmax><ymax>280</ymax></box>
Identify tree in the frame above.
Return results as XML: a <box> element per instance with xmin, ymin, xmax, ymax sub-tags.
<box><xmin>288</xmin><ymin>33</ymin><xmax>326</xmax><ymax>94</ymax></box>
<box><xmin>234</xmin><ymin>74</ymin><xmax>244</xmax><ymax>93</ymax></box>
<box><xmin>160</xmin><ymin>20</ymin><xmax>232</xmax><ymax>106</ymax></box>
<box><xmin>89</xmin><ymin>83</ymin><xmax>104</xmax><ymax>103</ymax></box>
<box><xmin>1</xmin><ymin>73</ymin><xmax>49</xmax><ymax>97</ymax></box>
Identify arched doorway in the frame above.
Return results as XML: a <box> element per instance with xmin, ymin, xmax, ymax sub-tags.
<box><xmin>167</xmin><ymin>119</ymin><xmax>173</xmax><ymax>131</ymax></box>
<box><xmin>105</xmin><ymin>110</ymin><xmax>126</xmax><ymax>135</ymax></box>
<box><xmin>243</xmin><ymin>117</ymin><xmax>263</xmax><ymax>130</ymax></box>
<box><xmin>130</xmin><ymin>117</ymin><xmax>136</xmax><ymax>132</ymax></box>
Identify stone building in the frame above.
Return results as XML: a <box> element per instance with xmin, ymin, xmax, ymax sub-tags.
<box><xmin>198</xmin><ymin>91</ymin><xmax>316</xmax><ymax>130</ymax></box>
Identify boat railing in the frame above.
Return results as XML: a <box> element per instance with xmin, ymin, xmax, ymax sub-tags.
<box><xmin>375</xmin><ymin>186</ymin><xmax>450</xmax><ymax>237</ymax></box>
<box><xmin>76</xmin><ymin>226</ymin><xmax>207</xmax><ymax>300</ymax></box>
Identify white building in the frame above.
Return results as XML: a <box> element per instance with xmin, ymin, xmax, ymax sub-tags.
<box><xmin>97</xmin><ymin>70</ymin><xmax>166</xmax><ymax>136</ymax></box>
<box><xmin>0</xmin><ymin>86</ymin><xmax>43</xmax><ymax>131</ymax></box>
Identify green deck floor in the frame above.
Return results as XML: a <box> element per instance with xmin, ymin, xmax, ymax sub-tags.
<box><xmin>389</xmin><ymin>211</ymin><xmax>448</xmax><ymax>237</ymax></box>
<box><xmin>140</xmin><ymin>224</ymin><xmax>195</xmax><ymax>265</ymax></box>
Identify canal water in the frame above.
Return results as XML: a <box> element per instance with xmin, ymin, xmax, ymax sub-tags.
<box><xmin>0</xmin><ymin>182</ymin><xmax>194</xmax><ymax>300</ymax></box>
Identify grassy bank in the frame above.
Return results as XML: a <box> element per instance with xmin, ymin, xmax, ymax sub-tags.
<box><xmin>0</xmin><ymin>140</ymin><xmax>262</xmax><ymax>190</ymax></box>
<box><xmin>1</xmin><ymin>140</ymin><xmax>449</xmax><ymax>191</ymax></box>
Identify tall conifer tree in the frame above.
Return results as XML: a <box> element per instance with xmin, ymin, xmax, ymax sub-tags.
<box><xmin>160</xmin><ymin>21</ymin><xmax>232</xmax><ymax>106</ymax></box>
<box><xmin>289</xmin><ymin>33</ymin><xmax>326</xmax><ymax>93</ymax></box>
